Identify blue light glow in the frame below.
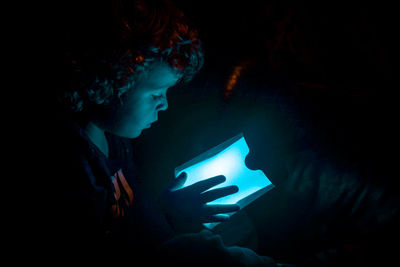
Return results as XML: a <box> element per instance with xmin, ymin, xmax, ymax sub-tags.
<box><xmin>175</xmin><ymin>134</ymin><xmax>274</xmax><ymax>228</ymax></box>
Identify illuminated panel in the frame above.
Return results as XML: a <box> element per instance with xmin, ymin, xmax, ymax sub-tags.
<box><xmin>175</xmin><ymin>133</ymin><xmax>275</xmax><ymax>229</ymax></box>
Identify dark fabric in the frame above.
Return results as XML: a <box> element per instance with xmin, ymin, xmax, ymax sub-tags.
<box><xmin>248</xmin><ymin>144</ymin><xmax>399</xmax><ymax>267</ymax></box>
<box><xmin>40</xmin><ymin>110</ymin><xmax>174</xmax><ymax>263</ymax></box>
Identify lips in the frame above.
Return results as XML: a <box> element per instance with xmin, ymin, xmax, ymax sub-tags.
<box><xmin>145</xmin><ymin>120</ymin><xmax>157</xmax><ymax>128</ymax></box>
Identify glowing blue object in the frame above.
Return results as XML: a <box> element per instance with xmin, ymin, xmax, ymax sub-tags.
<box><xmin>175</xmin><ymin>133</ymin><xmax>275</xmax><ymax>229</ymax></box>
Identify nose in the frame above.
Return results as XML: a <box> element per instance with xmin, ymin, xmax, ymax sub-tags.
<box><xmin>156</xmin><ymin>96</ymin><xmax>168</xmax><ymax>111</ymax></box>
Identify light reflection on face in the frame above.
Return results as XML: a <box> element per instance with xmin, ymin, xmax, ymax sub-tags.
<box><xmin>104</xmin><ymin>61</ymin><xmax>181</xmax><ymax>138</ymax></box>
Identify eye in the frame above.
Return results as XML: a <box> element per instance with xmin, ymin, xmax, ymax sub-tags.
<box><xmin>152</xmin><ymin>93</ymin><xmax>164</xmax><ymax>100</ymax></box>
<box><xmin>152</xmin><ymin>94</ymin><xmax>161</xmax><ymax>100</ymax></box>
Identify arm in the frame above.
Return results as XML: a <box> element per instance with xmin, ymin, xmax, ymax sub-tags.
<box><xmin>159</xmin><ymin>230</ymin><xmax>279</xmax><ymax>266</ymax></box>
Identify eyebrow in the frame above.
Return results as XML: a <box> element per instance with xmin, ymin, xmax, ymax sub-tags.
<box><xmin>154</xmin><ymin>86</ymin><xmax>169</xmax><ymax>90</ymax></box>
<box><xmin>164</xmin><ymin>80</ymin><xmax>178</xmax><ymax>88</ymax></box>
<box><xmin>153</xmin><ymin>82</ymin><xmax>177</xmax><ymax>90</ymax></box>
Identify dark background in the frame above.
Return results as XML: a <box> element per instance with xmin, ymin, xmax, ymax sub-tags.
<box><xmin>31</xmin><ymin>0</ymin><xmax>398</xmax><ymax>264</ymax></box>
<box><xmin>133</xmin><ymin>0</ymin><xmax>397</xmax><ymax>190</ymax></box>
<box><xmin>129</xmin><ymin>0</ymin><xmax>398</xmax><ymax>263</ymax></box>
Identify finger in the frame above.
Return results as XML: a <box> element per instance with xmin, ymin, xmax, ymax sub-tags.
<box><xmin>185</xmin><ymin>175</ymin><xmax>226</xmax><ymax>193</ymax></box>
<box><xmin>197</xmin><ymin>230</ymin><xmax>225</xmax><ymax>247</ymax></box>
<box><xmin>203</xmin><ymin>204</ymin><xmax>240</xmax><ymax>216</ymax></box>
<box><xmin>199</xmin><ymin>229</ymin><xmax>214</xmax><ymax>237</ymax></box>
<box><xmin>200</xmin><ymin>185</ymin><xmax>239</xmax><ymax>203</ymax></box>
<box><xmin>168</xmin><ymin>172</ymin><xmax>187</xmax><ymax>191</ymax></box>
<box><xmin>203</xmin><ymin>214</ymin><xmax>231</xmax><ymax>223</ymax></box>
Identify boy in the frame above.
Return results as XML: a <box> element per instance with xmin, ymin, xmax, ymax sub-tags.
<box><xmin>48</xmin><ymin>0</ymin><xmax>276</xmax><ymax>265</ymax></box>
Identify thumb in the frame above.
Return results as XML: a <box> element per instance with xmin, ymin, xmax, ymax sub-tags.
<box><xmin>168</xmin><ymin>172</ymin><xmax>187</xmax><ymax>191</ymax></box>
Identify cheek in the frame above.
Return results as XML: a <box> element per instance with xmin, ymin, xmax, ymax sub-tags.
<box><xmin>115</xmin><ymin>93</ymin><xmax>158</xmax><ymax>127</ymax></box>
<box><xmin>126</xmin><ymin>99</ymin><xmax>155</xmax><ymax>122</ymax></box>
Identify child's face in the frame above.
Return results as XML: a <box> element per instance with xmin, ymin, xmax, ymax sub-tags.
<box><xmin>104</xmin><ymin>61</ymin><xmax>181</xmax><ymax>138</ymax></box>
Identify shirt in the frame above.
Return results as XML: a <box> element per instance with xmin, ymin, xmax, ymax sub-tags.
<box><xmin>45</xmin><ymin>112</ymin><xmax>174</xmax><ymax>262</ymax></box>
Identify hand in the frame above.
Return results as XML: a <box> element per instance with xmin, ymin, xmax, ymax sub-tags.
<box><xmin>159</xmin><ymin>230</ymin><xmax>278</xmax><ymax>266</ymax></box>
<box><xmin>159</xmin><ymin>230</ymin><xmax>231</xmax><ymax>264</ymax></box>
<box><xmin>161</xmin><ymin>172</ymin><xmax>240</xmax><ymax>232</ymax></box>
<box><xmin>226</xmin><ymin>246</ymin><xmax>278</xmax><ymax>266</ymax></box>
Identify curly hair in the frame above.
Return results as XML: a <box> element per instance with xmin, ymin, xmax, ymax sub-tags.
<box><xmin>58</xmin><ymin>0</ymin><xmax>204</xmax><ymax>112</ymax></box>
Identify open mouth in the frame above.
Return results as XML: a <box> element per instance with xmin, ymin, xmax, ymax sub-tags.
<box><xmin>145</xmin><ymin>119</ymin><xmax>157</xmax><ymax>129</ymax></box>
<box><xmin>145</xmin><ymin>121</ymin><xmax>155</xmax><ymax>128</ymax></box>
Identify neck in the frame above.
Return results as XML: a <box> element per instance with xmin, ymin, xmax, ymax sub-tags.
<box><xmin>84</xmin><ymin>122</ymin><xmax>109</xmax><ymax>158</ymax></box>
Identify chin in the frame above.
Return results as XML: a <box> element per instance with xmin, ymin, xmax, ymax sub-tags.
<box><xmin>114</xmin><ymin>128</ymin><xmax>142</xmax><ymax>139</ymax></box>
<box><xmin>129</xmin><ymin>130</ymin><xmax>142</xmax><ymax>139</ymax></box>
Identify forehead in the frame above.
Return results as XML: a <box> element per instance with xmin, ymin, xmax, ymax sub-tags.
<box><xmin>136</xmin><ymin>61</ymin><xmax>181</xmax><ymax>91</ymax></box>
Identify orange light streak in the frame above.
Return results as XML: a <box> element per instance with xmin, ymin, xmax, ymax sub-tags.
<box><xmin>225</xmin><ymin>61</ymin><xmax>250</xmax><ymax>98</ymax></box>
